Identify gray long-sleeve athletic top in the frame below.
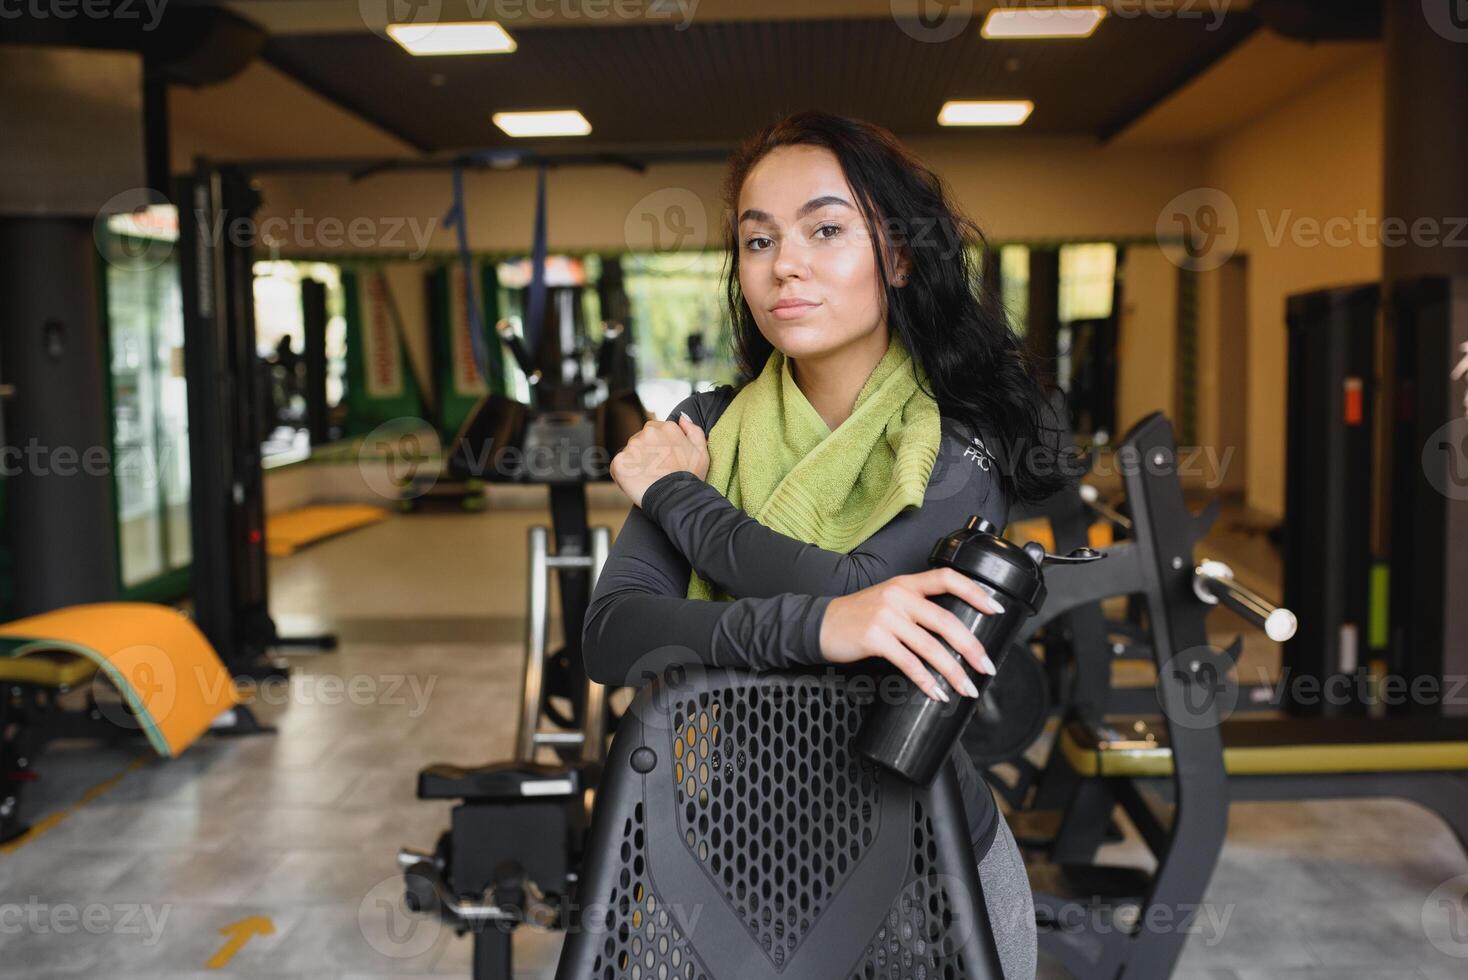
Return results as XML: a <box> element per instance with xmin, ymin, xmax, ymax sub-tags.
<box><xmin>582</xmin><ymin>384</ymin><xmax>1009</xmax><ymax>852</ymax></box>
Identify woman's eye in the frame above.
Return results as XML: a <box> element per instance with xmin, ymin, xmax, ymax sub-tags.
<box><xmin>744</xmin><ymin>236</ymin><xmax>773</xmax><ymax>252</ymax></box>
<box><xmin>814</xmin><ymin>224</ymin><xmax>842</xmax><ymax>240</ymax></box>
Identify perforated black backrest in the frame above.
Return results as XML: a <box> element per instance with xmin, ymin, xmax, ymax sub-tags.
<box><xmin>555</xmin><ymin>667</ymin><xmax>1002</xmax><ymax>980</ymax></box>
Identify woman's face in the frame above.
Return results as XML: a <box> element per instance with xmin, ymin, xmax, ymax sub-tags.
<box><xmin>736</xmin><ymin>145</ymin><xmax>906</xmax><ymax>363</ymax></box>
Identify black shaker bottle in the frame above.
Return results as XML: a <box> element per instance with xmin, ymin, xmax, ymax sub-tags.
<box><xmin>855</xmin><ymin>515</ymin><xmax>1103</xmax><ymax>785</ymax></box>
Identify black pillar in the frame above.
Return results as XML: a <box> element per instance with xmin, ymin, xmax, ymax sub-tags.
<box><xmin>0</xmin><ymin>217</ymin><xmax>120</xmax><ymax>615</ymax></box>
<box><xmin>1380</xmin><ymin>4</ymin><xmax>1468</xmax><ymax>713</ymax></box>
<box><xmin>1026</xmin><ymin>248</ymin><xmax>1060</xmax><ymax>389</ymax></box>
<box><xmin>301</xmin><ymin>278</ymin><xmax>331</xmax><ymax>446</ymax></box>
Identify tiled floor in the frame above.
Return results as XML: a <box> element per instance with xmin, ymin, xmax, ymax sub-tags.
<box><xmin>2</xmin><ymin>503</ymin><xmax>1465</xmax><ymax>978</ymax></box>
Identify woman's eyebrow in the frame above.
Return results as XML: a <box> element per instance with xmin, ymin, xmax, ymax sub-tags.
<box><xmin>739</xmin><ymin>195</ymin><xmax>854</xmax><ymax>225</ymax></box>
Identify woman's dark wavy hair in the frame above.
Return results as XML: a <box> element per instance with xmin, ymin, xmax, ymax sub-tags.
<box><xmin>718</xmin><ymin>110</ymin><xmax>1071</xmax><ymax>505</ymax></box>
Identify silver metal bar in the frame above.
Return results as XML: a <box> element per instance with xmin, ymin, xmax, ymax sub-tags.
<box><xmin>545</xmin><ymin>554</ymin><xmax>595</xmax><ymax>569</ymax></box>
<box><xmin>442</xmin><ymin>897</ymin><xmax>514</xmax><ymax>922</ymax></box>
<box><xmin>1078</xmin><ymin>483</ymin><xmax>1134</xmax><ymax>531</ymax></box>
<box><xmin>1193</xmin><ymin>560</ymin><xmax>1298</xmax><ymax>642</ymax></box>
<box><xmin>397</xmin><ymin>847</ymin><xmax>432</xmax><ymax>869</ymax></box>
<box><xmin>579</xmin><ymin>526</ymin><xmax>612</xmax><ymax>765</ymax></box>
<box><xmin>515</xmin><ymin>526</ymin><xmax>550</xmax><ymax>763</ymax></box>
<box><xmin>532</xmin><ymin>732</ymin><xmax>584</xmax><ymax>746</ymax></box>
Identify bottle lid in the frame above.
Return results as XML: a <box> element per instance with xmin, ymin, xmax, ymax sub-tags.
<box><xmin>928</xmin><ymin>515</ymin><xmax>1047</xmax><ymax>612</ymax></box>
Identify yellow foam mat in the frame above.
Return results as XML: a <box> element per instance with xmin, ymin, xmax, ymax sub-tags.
<box><xmin>1006</xmin><ymin>518</ymin><xmax>1114</xmax><ymax>555</ymax></box>
<box><xmin>0</xmin><ymin>603</ymin><xmax>241</xmax><ymax>758</ymax></box>
<box><xmin>265</xmin><ymin>504</ymin><xmax>387</xmax><ymax>557</ymax></box>
<box><xmin>1059</xmin><ymin>727</ymin><xmax>1468</xmax><ymax>778</ymax></box>
<box><xmin>0</xmin><ymin>649</ymin><xmax>99</xmax><ymax>688</ymax></box>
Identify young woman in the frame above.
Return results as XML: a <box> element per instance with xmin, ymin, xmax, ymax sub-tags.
<box><xmin>584</xmin><ymin>111</ymin><xmax>1069</xmax><ymax>978</ymax></box>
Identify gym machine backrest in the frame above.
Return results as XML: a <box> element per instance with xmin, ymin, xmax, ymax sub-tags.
<box><xmin>554</xmin><ymin>666</ymin><xmax>1004</xmax><ymax>980</ymax></box>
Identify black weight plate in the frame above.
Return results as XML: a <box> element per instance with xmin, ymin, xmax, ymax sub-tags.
<box><xmin>961</xmin><ymin>643</ymin><xmax>1050</xmax><ymax>768</ymax></box>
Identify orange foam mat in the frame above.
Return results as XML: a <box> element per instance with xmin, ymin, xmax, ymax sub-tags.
<box><xmin>0</xmin><ymin>603</ymin><xmax>241</xmax><ymax>758</ymax></box>
<box><xmin>1005</xmin><ymin>517</ymin><xmax>1114</xmax><ymax>555</ymax></box>
<box><xmin>265</xmin><ymin>504</ymin><xmax>388</xmax><ymax>557</ymax></box>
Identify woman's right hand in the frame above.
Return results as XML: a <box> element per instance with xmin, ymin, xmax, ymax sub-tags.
<box><xmin>818</xmin><ymin>567</ymin><xmax>1004</xmax><ymax>703</ymax></box>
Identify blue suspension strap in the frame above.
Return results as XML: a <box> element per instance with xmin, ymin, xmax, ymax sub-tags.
<box><xmin>442</xmin><ymin>161</ymin><xmax>491</xmax><ymax>383</ymax></box>
<box><xmin>441</xmin><ymin>158</ymin><xmax>550</xmax><ymax>381</ymax></box>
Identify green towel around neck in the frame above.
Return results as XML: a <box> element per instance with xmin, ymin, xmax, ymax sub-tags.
<box><xmin>686</xmin><ymin>333</ymin><xmax>941</xmax><ymax>603</ymax></box>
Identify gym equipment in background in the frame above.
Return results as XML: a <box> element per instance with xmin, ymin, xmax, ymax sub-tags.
<box><xmin>393</xmin><ymin>418</ymin><xmax>614</xmax><ymax>978</ymax></box>
<box><xmin>1281</xmin><ymin>275</ymin><xmax>1468</xmax><ymax>718</ymax></box>
<box><xmin>393</xmin><ymin>195</ymin><xmax>653</xmax><ymax>978</ymax></box>
<box><xmin>0</xmin><ymin>602</ymin><xmax>252</xmax><ymax>843</ymax></box>
<box><xmin>996</xmin><ymin>413</ymin><xmax>1468</xmax><ymax>979</ymax></box>
<box><xmin>1004</xmin><ymin>412</ymin><xmax>1288</xmax><ymax>978</ymax></box>
<box><xmin>1283</xmin><ymin>283</ymin><xmax>1378</xmax><ymax>716</ymax></box>
<box><xmin>431</xmin><ymin>309</ymin><xmax>647</xmax><ymax>739</ymax></box>
<box><xmin>1387</xmin><ymin>275</ymin><xmax>1468</xmax><ymax>717</ymax></box>
<box><xmin>175</xmin><ymin>165</ymin><xmax>337</xmax><ymax>678</ymax></box>
<box><xmin>554</xmin><ymin>665</ymin><xmax>1008</xmax><ymax>979</ymax></box>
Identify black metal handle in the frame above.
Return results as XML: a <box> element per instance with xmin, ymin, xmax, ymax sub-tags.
<box><xmin>1021</xmin><ymin>542</ymin><xmax>1108</xmax><ymax>566</ymax></box>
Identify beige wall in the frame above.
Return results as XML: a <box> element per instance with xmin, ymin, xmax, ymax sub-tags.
<box><xmin>251</xmin><ymin>136</ymin><xmax>1206</xmax><ymax>257</ymax></box>
<box><xmin>1115</xmin><ymin>246</ymin><xmax>1179</xmax><ymax>439</ymax></box>
<box><xmin>1203</xmin><ymin>46</ymin><xmax>1384</xmax><ymax>518</ymax></box>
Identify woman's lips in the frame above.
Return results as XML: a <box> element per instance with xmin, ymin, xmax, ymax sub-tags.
<box><xmin>770</xmin><ymin>302</ymin><xmax>820</xmax><ymax>320</ymax></box>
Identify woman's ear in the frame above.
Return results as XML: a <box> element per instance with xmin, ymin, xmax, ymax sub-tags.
<box><xmin>891</xmin><ymin>252</ymin><xmax>913</xmax><ymax>288</ymax></box>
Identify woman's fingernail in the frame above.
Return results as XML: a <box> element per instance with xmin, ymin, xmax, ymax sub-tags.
<box><xmin>962</xmin><ymin>677</ymin><xmax>979</xmax><ymax>698</ymax></box>
<box><xmin>981</xmin><ymin>654</ymin><xmax>997</xmax><ymax>674</ymax></box>
<box><xmin>680</xmin><ymin>412</ymin><xmax>692</xmax><ymax>423</ymax></box>
<box><xmin>930</xmin><ymin>685</ymin><xmax>950</xmax><ymax>704</ymax></box>
<box><xmin>986</xmin><ymin>589</ymin><xmax>1006</xmax><ymax>614</ymax></box>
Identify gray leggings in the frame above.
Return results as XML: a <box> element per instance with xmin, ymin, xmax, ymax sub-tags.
<box><xmin>977</xmin><ymin>815</ymin><xmax>1038</xmax><ymax>979</ymax></box>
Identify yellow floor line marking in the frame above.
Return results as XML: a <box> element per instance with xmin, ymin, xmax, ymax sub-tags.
<box><xmin>0</xmin><ymin>754</ymin><xmax>150</xmax><ymax>854</ymax></box>
<box><xmin>207</xmin><ymin>915</ymin><xmax>275</xmax><ymax>969</ymax></box>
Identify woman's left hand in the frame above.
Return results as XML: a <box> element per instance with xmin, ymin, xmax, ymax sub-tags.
<box><xmin>610</xmin><ymin>413</ymin><xmax>709</xmax><ymax>508</ymax></box>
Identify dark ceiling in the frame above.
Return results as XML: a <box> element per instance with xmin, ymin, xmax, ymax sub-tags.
<box><xmin>263</xmin><ymin>13</ymin><xmax>1260</xmax><ymax>155</ymax></box>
